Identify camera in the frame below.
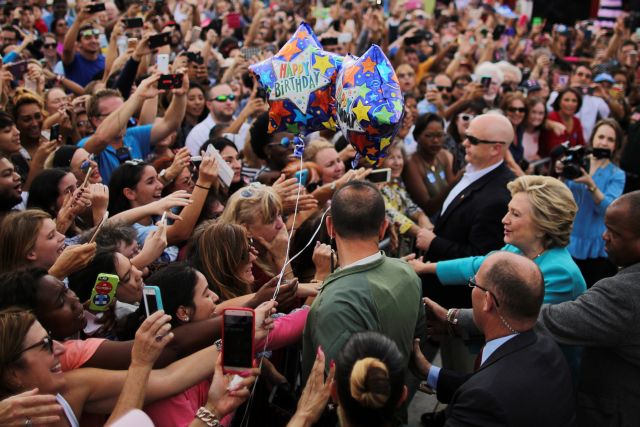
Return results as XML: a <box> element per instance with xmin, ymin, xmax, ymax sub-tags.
<box><xmin>560</xmin><ymin>146</ymin><xmax>589</xmax><ymax>180</ymax></box>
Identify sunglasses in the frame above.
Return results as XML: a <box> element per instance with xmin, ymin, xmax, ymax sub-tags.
<box><xmin>44</xmin><ymin>43</ymin><xmax>57</xmax><ymax>49</ymax></box>
<box><xmin>437</xmin><ymin>85</ymin><xmax>453</xmax><ymax>93</ymax></box>
<box><xmin>507</xmin><ymin>107</ymin><xmax>526</xmax><ymax>113</ymax></box>
<box><xmin>459</xmin><ymin>113</ymin><xmax>474</xmax><ymax>122</ymax></box>
<box><xmin>466</xmin><ymin>134</ymin><xmax>506</xmax><ymax>145</ymax></box>
<box><xmin>16</xmin><ymin>336</ymin><xmax>54</xmax><ymax>359</ymax></box>
<box><xmin>212</xmin><ymin>94</ymin><xmax>235</xmax><ymax>102</ymax></box>
<box><xmin>80</xmin><ymin>154</ymin><xmax>96</xmax><ymax>172</ymax></box>
<box><xmin>468</xmin><ymin>276</ymin><xmax>500</xmax><ymax>307</ymax></box>
<box><xmin>81</xmin><ymin>29</ymin><xmax>101</xmax><ymax>38</ymax></box>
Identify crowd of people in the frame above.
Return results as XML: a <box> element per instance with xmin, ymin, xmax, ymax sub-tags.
<box><xmin>0</xmin><ymin>0</ymin><xmax>639</xmax><ymax>426</ymax></box>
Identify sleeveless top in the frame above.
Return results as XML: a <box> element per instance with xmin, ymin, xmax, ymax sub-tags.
<box><xmin>56</xmin><ymin>394</ymin><xmax>80</xmax><ymax>427</ymax></box>
<box><xmin>421</xmin><ymin>160</ymin><xmax>449</xmax><ymax>199</ymax></box>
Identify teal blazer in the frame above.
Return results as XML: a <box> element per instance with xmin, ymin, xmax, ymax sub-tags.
<box><xmin>436</xmin><ymin>244</ymin><xmax>586</xmax><ymax>304</ymax></box>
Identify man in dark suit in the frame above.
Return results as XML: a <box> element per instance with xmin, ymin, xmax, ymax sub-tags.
<box><xmin>415</xmin><ymin>113</ymin><xmax>515</xmax><ymax>308</ymax></box>
<box><xmin>413</xmin><ymin>251</ymin><xmax>576</xmax><ymax>427</ymax></box>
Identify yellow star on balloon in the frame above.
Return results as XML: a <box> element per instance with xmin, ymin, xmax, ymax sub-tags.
<box><xmin>380</xmin><ymin>137</ymin><xmax>392</xmax><ymax>149</ymax></box>
<box><xmin>312</xmin><ymin>54</ymin><xmax>334</xmax><ymax>74</ymax></box>
<box><xmin>352</xmin><ymin>100</ymin><xmax>371</xmax><ymax>122</ymax></box>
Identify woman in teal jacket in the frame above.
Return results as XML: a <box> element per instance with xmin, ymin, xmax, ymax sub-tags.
<box><xmin>408</xmin><ymin>175</ymin><xmax>586</xmax><ymax>305</ymax></box>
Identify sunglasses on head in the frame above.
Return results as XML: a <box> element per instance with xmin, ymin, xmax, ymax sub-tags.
<box><xmin>212</xmin><ymin>94</ymin><xmax>235</xmax><ymax>102</ymax></box>
<box><xmin>466</xmin><ymin>134</ymin><xmax>506</xmax><ymax>145</ymax></box>
<box><xmin>81</xmin><ymin>29</ymin><xmax>101</xmax><ymax>38</ymax></box>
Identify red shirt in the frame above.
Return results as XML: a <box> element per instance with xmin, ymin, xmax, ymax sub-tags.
<box><xmin>539</xmin><ymin>111</ymin><xmax>586</xmax><ymax>157</ymax></box>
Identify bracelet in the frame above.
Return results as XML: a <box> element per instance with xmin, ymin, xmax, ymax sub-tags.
<box><xmin>195</xmin><ymin>407</ymin><xmax>221</xmax><ymax>426</ymax></box>
<box><xmin>446</xmin><ymin>308</ymin><xmax>459</xmax><ymax>336</ymax></box>
<box><xmin>588</xmin><ymin>184</ymin><xmax>597</xmax><ymax>193</ymax></box>
<box><xmin>195</xmin><ymin>184</ymin><xmax>211</xmax><ymax>190</ymax></box>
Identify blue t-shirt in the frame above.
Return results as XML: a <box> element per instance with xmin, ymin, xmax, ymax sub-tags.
<box><xmin>63</xmin><ymin>52</ymin><xmax>105</xmax><ymax>87</ymax></box>
<box><xmin>78</xmin><ymin>125</ymin><xmax>153</xmax><ymax>184</ymax></box>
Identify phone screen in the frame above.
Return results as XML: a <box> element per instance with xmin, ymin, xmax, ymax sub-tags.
<box><xmin>144</xmin><ymin>292</ymin><xmax>159</xmax><ymax>314</ymax></box>
<box><xmin>366</xmin><ymin>168</ymin><xmax>391</xmax><ymax>183</ymax></box>
<box><xmin>223</xmin><ymin>311</ymin><xmax>254</xmax><ymax>370</ymax></box>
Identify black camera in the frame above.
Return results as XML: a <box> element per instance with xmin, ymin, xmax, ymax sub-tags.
<box><xmin>560</xmin><ymin>146</ymin><xmax>589</xmax><ymax>180</ymax></box>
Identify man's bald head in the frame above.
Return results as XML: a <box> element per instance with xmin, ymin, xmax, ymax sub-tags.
<box><xmin>463</xmin><ymin>113</ymin><xmax>513</xmax><ymax>169</ymax></box>
<box><xmin>480</xmin><ymin>251</ymin><xmax>544</xmax><ymax>323</ymax></box>
<box><xmin>474</xmin><ymin>113</ymin><xmax>514</xmax><ymax>146</ymax></box>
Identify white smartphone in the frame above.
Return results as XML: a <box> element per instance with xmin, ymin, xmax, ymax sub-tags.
<box><xmin>222</xmin><ymin>308</ymin><xmax>255</xmax><ymax>374</ymax></box>
<box><xmin>117</xmin><ymin>35</ymin><xmax>127</xmax><ymax>56</ymax></box>
<box><xmin>142</xmin><ymin>286</ymin><xmax>164</xmax><ymax>317</ymax></box>
<box><xmin>156</xmin><ymin>54</ymin><xmax>170</xmax><ymax>74</ymax></box>
<box><xmin>338</xmin><ymin>32</ymin><xmax>352</xmax><ymax>44</ymax></box>
<box><xmin>366</xmin><ymin>168</ymin><xmax>392</xmax><ymax>183</ymax></box>
<box><xmin>204</xmin><ymin>145</ymin><xmax>234</xmax><ymax>187</ymax></box>
<box><xmin>191</xmin><ymin>26</ymin><xmax>202</xmax><ymax>42</ymax></box>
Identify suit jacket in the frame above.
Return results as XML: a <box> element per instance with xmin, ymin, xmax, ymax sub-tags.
<box><xmin>438</xmin><ymin>330</ymin><xmax>576</xmax><ymax>427</ymax></box>
<box><xmin>423</xmin><ymin>162</ymin><xmax>515</xmax><ymax>306</ymax></box>
<box><xmin>538</xmin><ymin>262</ymin><xmax>640</xmax><ymax>427</ymax></box>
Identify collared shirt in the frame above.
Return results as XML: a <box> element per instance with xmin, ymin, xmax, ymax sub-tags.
<box><xmin>441</xmin><ymin>160</ymin><xmax>504</xmax><ymax>214</ymax></box>
<box><xmin>426</xmin><ymin>333</ymin><xmax>518</xmax><ymax>389</ymax></box>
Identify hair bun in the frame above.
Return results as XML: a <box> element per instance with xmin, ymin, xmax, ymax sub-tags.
<box><xmin>349</xmin><ymin>357</ymin><xmax>391</xmax><ymax>409</ymax></box>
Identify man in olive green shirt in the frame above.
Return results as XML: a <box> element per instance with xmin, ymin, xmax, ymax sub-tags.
<box><xmin>302</xmin><ymin>181</ymin><xmax>425</xmax><ymax>383</ymax></box>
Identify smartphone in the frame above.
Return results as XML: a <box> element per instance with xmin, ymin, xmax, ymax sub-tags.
<box><xmin>191</xmin><ymin>26</ymin><xmax>202</xmax><ymax>42</ymax></box>
<box><xmin>7</xmin><ymin>61</ymin><xmax>28</xmax><ymax>81</ymax></box>
<box><xmin>89</xmin><ymin>210</ymin><xmax>109</xmax><ymax>243</ymax></box>
<box><xmin>222</xmin><ymin>308</ymin><xmax>255</xmax><ymax>373</ymax></box>
<box><xmin>149</xmin><ymin>32</ymin><xmax>171</xmax><ymax>49</ymax></box>
<box><xmin>366</xmin><ymin>168</ymin><xmax>391</xmax><ymax>183</ymax></box>
<box><xmin>86</xmin><ymin>2</ymin><xmax>106</xmax><ymax>13</ymax></box>
<box><xmin>204</xmin><ymin>144</ymin><xmax>234</xmax><ymax>187</ymax></box>
<box><xmin>241</xmin><ymin>46</ymin><xmax>261</xmax><ymax>59</ymax></box>
<box><xmin>49</xmin><ymin>123</ymin><xmax>60</xmax><ymax>142</ymax></box>
<box><xmin>89</xmin><ymin>273</ymin><xmax>119</xmax><ymax>312</ymax></box>
<box><xmin>338</xmin><ymin>32</ymin><xmax>352</xmax><ymax>44</ymax></box>
<box><xmin>492</xmin><ymin>24</ymin><xmax>506</xmax><ymax>41</ymax></box>
<box><xmin>156</xmin><ymin>53</ymin><xmax>169</xmax><ymax>74</ymax></box>
<box><xmin>226</xmin><ymin>12</ymin><xmax>242</xmax><ymax>30</ymax></box>
<box><xmin>532</xmin><ymin>17</ymin><xmax>542</xmax><ymax>26</ymax></box>
<box><xmin>117</xmin><ymin>35</ymin><xmax>128</xmax><ymax>55</ymax></box>
<box><xmin>558</xmin><ymin>74</ymin><xmax>569</xmax><ymax>88</ymax></box>
<box><xmin>256</xmin><ymin>86</ymin><xmax>269</xmax><ymax>101</ymax></box>
<box><xmin>124</xmin><ymin>17</ymin><xmax>143</xmax><ymax>28</ymax></box>
<box><xmin>158</xmin><ymin>73</ymin><xmax>184</xmax><ymax>90</ymax></box>
<box><xmin>143</xmin><ymin>286</ymin><xmax>164</xmax><ymax>317</ymax></box>
<box><xmin>480</xmin><ymin>75</ymin><xmax>492</xmax><ymax>90</ymax></box>
<box><xmin>294</xmin><ymin>169</ymin><xmax>309</xmax><ymax>186</ymax></box>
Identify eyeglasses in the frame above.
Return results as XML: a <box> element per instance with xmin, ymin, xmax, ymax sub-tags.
<box><xmin>80</xmin><ymin>29</ymin><xmax>101</xmax><ymax>39</ymax></box>
<box><xmin>507</xmin><ymin>107</ymin><xmax>526</xmax><ymax>113</ymax></box>
<box><xmin>44</xmin><ymin>43</ymin><xmax>57</xmax><ymax>49</ymax></box>
<box><xmin>212</xmin><ymin>94</ymin><xmax>236</xmax><ymax>102</ymax></box>
<box><xmin>16</xmin><ymin>336</ymin><xmax>54</xmax><ymax>358</ymax></box>
<box><xmin>459</xmin><ymin>113</ymin><xmax>474</xmax><ymax>122</ymax></box>
<box><xmin>465</xmin><ymin>134</ymin><xmax>507</xmax><ymax>145</ymax></box>
<box><xmin>437</xmin><ymin>85</ymin><xmax>453</xmax><ymax>93</ymax></box>
<box><xmin>468</xmin><ymin>276</ymin><xmax>500</xmax><ymax>307</ymax></box>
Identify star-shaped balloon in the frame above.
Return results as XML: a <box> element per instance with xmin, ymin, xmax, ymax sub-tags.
<box><xmin>335</xmin><ymin>45</ymin><xmax>404</xmax><ymax>166</ymax></box>
<box><xmin>249</xmin><ymin>23</ymin><xmax>343</xmax><ymax>135</ymax></box>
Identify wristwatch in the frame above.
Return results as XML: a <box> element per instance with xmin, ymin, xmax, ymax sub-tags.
<box><xmin>446</xmin><ymin>308</ymin><xmax>459</xmax><ymax>336</ymax></box>
<box><xmin>158</xmin><ymin>169</ymin><xmax>173</xmax><ymax>185</ymax></box>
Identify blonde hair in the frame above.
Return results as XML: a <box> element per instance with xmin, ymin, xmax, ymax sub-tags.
<box><xmin>219</xmin><ymin>183</ymin><xmax>282</xmax><ymax>227</ymax></box>
<box><xmin>0</xmin><ymin>210</ymin><xmax>51</xmax><ymax>274</ymax></box>
<box><xmin>507</xmin><ymin>176</ymin><xmax>577</xmax><ymax>249</ymax></box>
<box><xmin>303</xmin><ymin>138</ymin><xmax>335</xmax><ymax>162</ymax></box>
<box><xmin>0</xmin><ymin>308</ymin><xmax>37</xmax><ymax>398</ymax></box>
<box><xmin>349</xmin><ymin>357</ymin><xmax>391</xmax><ymax>409</ymax></box>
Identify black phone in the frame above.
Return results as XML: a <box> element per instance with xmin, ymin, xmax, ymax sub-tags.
<box><xmin>149</xmin><ymin>32</ymin><xmax>171</xmax><ymax>49</ymax></box>
<box><xmin>86</xmin><ymin>3</ymin><xmax>106</xmax><ymax>13</ymax></box>
<box><xmin>7</xmin><ymin>61</ymin><xmax>28</xmax><ymax>81</ymax></box>
<box><xmin>158</xmin><ymin>73</ymin><xmax>183</xmax><ymax>90</ymax></box>
<box><xmin>49</xmin><ymin>123</ymin><xmax>60</xmax><ymax>141</ymax></box>
<box><xmin>480</xmin><ymin>75</ymin><xmax>492</xmax><ymax>90</ymax></box>
<box><xmin>124</xmin><ymin>17</ymin><xmax>143</xmax><ymax>28</ymax></box>
<box><xmin>222</xmin><ymin>308</ymin><xmax>255</xmax><ymax>374</ymax></box>
<box><xmin>492</xmin><ymin>24</ymin><xmax>506</xmax><ymax>41</ymax></box>
<box><xmin>592</xmin><ymin>148</ymin><xmax>612</xmax><ymax>159</ymax></box>
<box><xmin>256</xmin><ymin>86</ymin><xmax>268</xmax><ymax>101</ymax></box>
